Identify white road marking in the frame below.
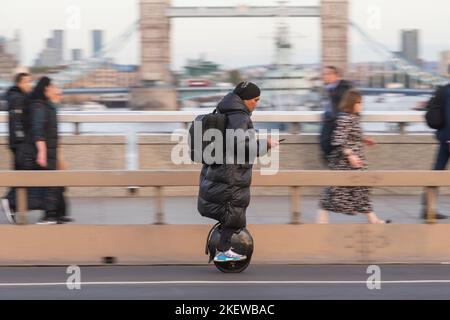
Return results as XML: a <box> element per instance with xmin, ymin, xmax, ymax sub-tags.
<box><xmin>0</xmin><ymin>280</ymin><xmax>450</xmax><ymax>287</ymax></box>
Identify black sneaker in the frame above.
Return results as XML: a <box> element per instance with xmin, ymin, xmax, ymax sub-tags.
<box><xmin>58</xmin><ymin>217</ymin><xmax>74</xmax><ymax>223</ymax></box>
<box><xmin>36</xmin><ymin>217</ymin><xmax>58</xmax><ymax>225</ymax></box>
<box><xmin>1</xmin><ymin>199</ymin><xmax>16</xmax><ymax>224</ymax></box>
<box><xmin>422</xmin><ymin>211</ymin><xmax>449</xmax><ymax>220</ymax></box>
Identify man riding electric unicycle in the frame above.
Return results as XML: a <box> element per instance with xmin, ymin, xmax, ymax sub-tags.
<box><xmin>193</xmin><ymin>82</ymin><xmax>278</xmax><ymax>273</ymax></box>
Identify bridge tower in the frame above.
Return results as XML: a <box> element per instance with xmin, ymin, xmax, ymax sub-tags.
<box><xmin>133</xmin><ymin>0</ymin><xmax>350</xmax><ymax>110</ymax></box>
<box><xmin>130</xmin><ymin>0</ymin><xmax>177</xmax><ymax>110</ymax></box>
<box><xmin>321</xmin><ymin>0</ymin><xmax>349</xmax><ymax>75</ymax></box>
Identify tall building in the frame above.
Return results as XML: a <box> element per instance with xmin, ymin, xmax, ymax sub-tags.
<box><xmin>401</xmin><ymin>29</ymin><xmax>420</xmax><ymax>65</ymax></box>
<box><xmin>92</xmin><ymin>30</ymin><xmax>104</xmax><ymax>57</ymax></box>
<box><xmin>0</xmin><ymin>37</ymin><xmax>18</xmax><ymax>81</ymax></box>
<box><xmin>34</xmin><ymin>30</ymin><xmax>65</xmax><ymax>67</ymax></box>
<box><xmin>35</xmin><ymin>49</ymin><xmax>60</xmax><ymax>67</ymax></box>
<box><xmin>4</xmin><ymin>30</ymin><xmax>22</xmax><ymax>65</ymax></box>
<box><xmin>52</xmin><ymin>30</ymin><xmax>64</xmax><ymax>63</ymax></box>
<box><xmin>439</xmin><ymin>51</ymin><xmax>450</xmax><ymax>77</ymax></box>
<box><xmin>46</xmin><ymin>38</ymin><xmax>53</xmax><ymax>49</ymax></box>
<box><xmin>72</xmin><ymin>49</ymin><xmax>83</xmax><ymax>62</ymax></box>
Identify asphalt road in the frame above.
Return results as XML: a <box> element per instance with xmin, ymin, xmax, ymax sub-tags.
<box><xmin>0</xmin><ymin>264</ymin><xmax>450</xmax><ymax>300</ymax></box>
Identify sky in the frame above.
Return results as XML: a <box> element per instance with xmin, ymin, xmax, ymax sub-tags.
<box><xmin>0</xmin><ymin>0</ymin><xmax>449</xmax><ymax>70</ymax></box>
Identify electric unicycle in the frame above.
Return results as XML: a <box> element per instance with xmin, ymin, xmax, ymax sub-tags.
<box><xmin>205</xmin><ymin>222</ymin><xmax>254</xmax><ymax>273</ymax></box>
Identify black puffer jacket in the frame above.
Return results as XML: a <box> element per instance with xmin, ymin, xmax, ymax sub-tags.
<box><xmin>6</xmin><ymin>86</ymin><xmax>28</xmax><ymax>151</ymax></box>
<box><xmin>22</xmin><ymin>100</ymin><xmax>59</xmax><ymax>170</ymax></box>
<box><xmin>197</xmin><ymin>93</ymin><xmax>268</xmax><ymax>229</ymax></box>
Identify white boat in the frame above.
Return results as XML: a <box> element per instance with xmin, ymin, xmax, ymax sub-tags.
<box><xmin>256</xmin><ymin>21</ymin><xmax>319</xmax><ymax>111</ymax></box>
<box><xmin>81</xmin><ymin>102</ymin><xmax>108</xmax><ymax>111</ymax></box>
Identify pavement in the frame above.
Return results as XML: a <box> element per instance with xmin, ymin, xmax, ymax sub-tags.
<box><xmin>0</xmin><ymin>265</ymin><xmax>450</xmax><ymax>300</ymax></box>
<box><xmin>1</xmin><ymin>195</ymin><xmax>449</xmax><ymax>225</ymax></box>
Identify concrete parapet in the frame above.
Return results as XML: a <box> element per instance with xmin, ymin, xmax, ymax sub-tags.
<box><xmin>0</xmin><ymin>224</ymin><xmax>449</xmax><ymax>265</ymax></box>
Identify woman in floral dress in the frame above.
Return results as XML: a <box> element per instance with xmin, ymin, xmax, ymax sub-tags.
<box><xmin>316</xmin><ymin>90</ymin><xmax>390</xmax><ymax>224</ymax></box>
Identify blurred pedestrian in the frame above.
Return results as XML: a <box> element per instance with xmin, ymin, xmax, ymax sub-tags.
<box><xmin>422</xmin><ymin>83</ymin><xmax>450</xmax><ymax>220</ymax></box>
<box><xmin>23</xmin><ymin>77</ymin><xmax>71</xmax><ymax>225</ymax></box>
<box><xmin>316</xmin><ymin>89</ymin><xmax>390</xmax><ymax>224</ymax></box>
<box><xmin>319</xmin><ymin>66</ymin><xmax>353</xmax><ymax>159</ymax></box>
<box><xmin>1</xmin><ymin>73</ymin><xmax>33</xmax><ymax>224</ymax></box>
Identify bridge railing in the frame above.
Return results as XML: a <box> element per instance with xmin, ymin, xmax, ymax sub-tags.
<box><xmin>0</xmin><ymin>111</ymin><xmax>429</xmax><ymax>135</ymax></box>
<box><xmin>0</xmin><ymin>170</ymin><xmax>445</xmax><ymax>225</ymax></box>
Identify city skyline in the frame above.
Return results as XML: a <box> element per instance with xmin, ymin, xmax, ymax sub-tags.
<box><xmin>0</xmin><ymin>0</ymin><xmax>449</xmax><ymax>69</ymax></box>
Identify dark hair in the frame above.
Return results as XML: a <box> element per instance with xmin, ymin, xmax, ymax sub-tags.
<box><xmin>325</xmin><ymin>66</ymin><xmax>341</xmax><ymax>76</ymax></box>
<box><xmin>339</xmin><ymin>89</ymin><xmax>362</xmax><ymax>113</ymax></box>
<box><xmin>14</xmin><ymin>73</ymin><xmax>30</xmax><ymax>85</ymax></box>
<box><xmin>30</xmin><ymin>76</ymin><xmax>52</xmax><ymax>101</ymax></box>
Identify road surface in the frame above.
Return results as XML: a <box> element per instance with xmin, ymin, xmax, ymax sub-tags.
<box><xmin>0</xmin><ymin>264</ymin><xmax>449</xmax><ymax>300</ymax></box>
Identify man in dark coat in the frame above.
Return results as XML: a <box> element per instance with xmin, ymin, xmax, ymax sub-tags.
<box><xmin>319</xmin><ymin>66</ymin><xmax>354</xmax><ymax>158</ymax></box>
<box><xmin>198</xmin><ymin>82</ymin><xmax>276</xmax><ymax>262</ymax></box>
<box><xmin>422</xmin><ymin>83</ymin><xmax>450</xmax><ymax>220</ymax></box>
<box><xmin>22</xmin><ymin>77</ymin><xmax>70</xmax><ymax>225</ymax></box>
<box><xmin>1</xmin><ymin>73</ymin><xmax>32</xmax><ymax>224</ymax></box>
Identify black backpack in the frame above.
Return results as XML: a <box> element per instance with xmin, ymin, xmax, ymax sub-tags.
<box><xmin>188</xmin><ymin>109</ymin><xmax>228</xmax><ymax>165</ymax></box>
<box><xmin>425</xmin><ymin>85</ymin><xmax>449</xmax><ymax>130</ymax></box>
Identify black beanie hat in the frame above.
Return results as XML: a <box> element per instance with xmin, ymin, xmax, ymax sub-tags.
<box><xmin>234</xmin><ymin>81</ymin><xmax>261</xmax><ymax>101</ymax></box>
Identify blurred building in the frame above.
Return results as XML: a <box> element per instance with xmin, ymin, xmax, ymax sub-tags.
<box><xmin>439</xmin><ymin>50</ymin><xmax>450</xmax><ymax>77</ymax></box>
<box><xmin>184</xmin><ymin>57</ymin><xmax>220</xmax><ymax>77</ymax></box>
<box><xmin>34</xmin><ymin>30</ymin><xmax>65</xmax><ymax>67</ymax></box>
<box><xmin>65</xmin><ymin>64</ymin><xmax>139</xmax><ymax>88</ymax></box>
<box><xmin>53</xmin><ymin>30</ymin><xmax>64</xmax><ymax>63</ymax></box>
<box><xmin>92</xmin><ymin>30</ymin><xmax>104</xmax><ymax>57</ymax></box>
<box><xmin>0</xmin><ymin>37</ymin><xmax>18</xmax><ymax>81</ymax></box>
<box><xmin>401</xmin><ymin>29</ymin><xmax>420</xmax><ymax>65</ymax></box>
<box><xmin>4</xmin><ymin>30</ymin><xmax>22</xmax><ymax>65</ymax></box>
<box><xmin>72</xmin><ymin>49</ymin><xmax>83</xmax><ymax>62</ymax></box>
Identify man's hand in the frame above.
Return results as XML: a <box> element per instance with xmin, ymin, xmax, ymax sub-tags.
<box><xmin>37</xmin><ymin>150</ymin><xmax>47</xmax><ymax>168</ymax></box>
<box><xmin>36</xmin><ymin>141</ymin><xmax>47</xmax><ymax>168</ymax></box>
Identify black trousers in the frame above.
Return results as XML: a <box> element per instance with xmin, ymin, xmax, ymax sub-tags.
<box><xmin>434</xmin><ymin>142</ymin><xmax>450</xmax><ymax>170</ymax></box>
<box><xmin>422</xmin><ymin>142</ymin><xmax>450</xmax><ymax>212</ymax></box>
<box><xmin>217</xmin><ymin>205</ymin><xmax>247</xmax><ymax>252</ymax></box>
<box><xmin>6</xmin><ymin>144</ymin><xmax>67</xmax><ymax>218</ymax></box>
<box><xmin>218</xmin><ymin>226</ymin><xmax>236</xmax><ymax>253</ymax></box>
<box><xmin>5</xmin><ymin>147</ymin><xmax>19</xmax><ymax>208</ymax></box>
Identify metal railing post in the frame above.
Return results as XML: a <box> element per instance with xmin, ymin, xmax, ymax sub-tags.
<box><xmin>16</xmin><ymin>188</ymin><xmax>28</xmax><ymax>225</ymax></box>
<box><xmin>290</xmin><ymin>122</ymin><xmax>301</xmax><ymax>134</ymax></box>
<box><xmin>426</xmin><ymin>186</ymin><xmax>437</xmax><ymax>224</ymax></box>
<box><xmin>74</xmin><ymin>122</ymin><xmax>80</xmax><ymax>135</ymax></box>
<box><xmin>398</xmin><ymin>122</ymin><xmax>406</xmax><ymax>135</ymax></box>
<box><xmin>290</xmin><ymin>186</ymin><xmax>301</xmax><ymax>225</ymax></box>
<box><xmin>126</xmin><ymin>128</ymin><xmax>139</xmax><ymax>195</ymax></box>
<box><xmin>154</xmin><ymin>186</ymin><xmax>165</xmax><ymax>225</ymax></box>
